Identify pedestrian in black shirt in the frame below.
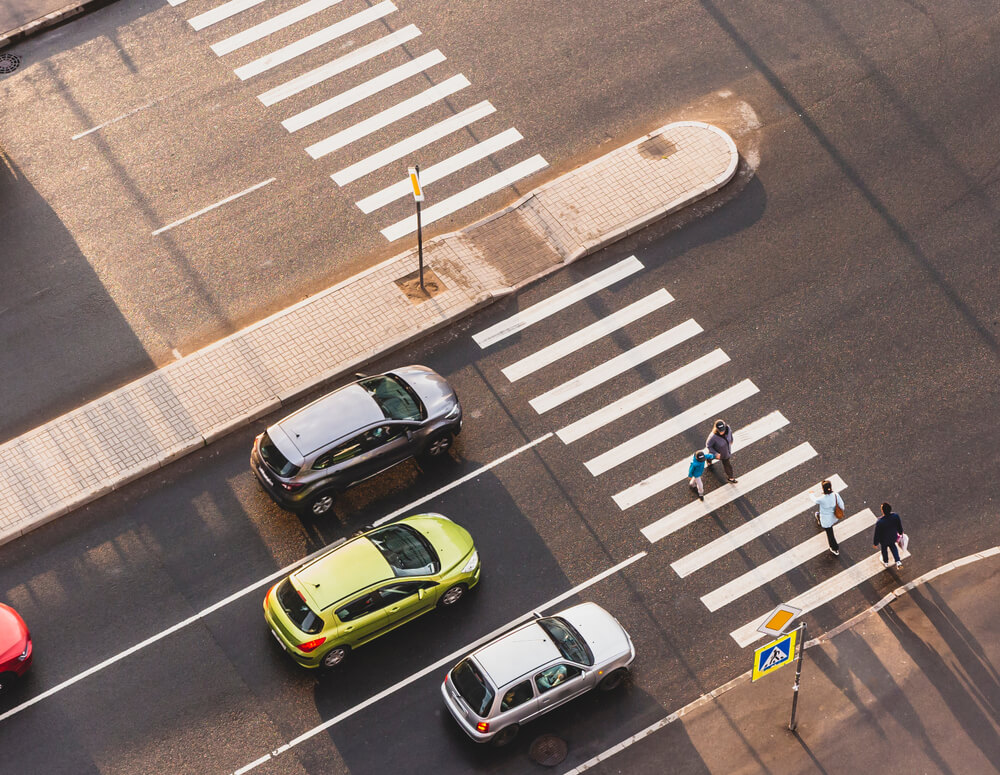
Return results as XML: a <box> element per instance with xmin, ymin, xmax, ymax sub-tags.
<box><xmin>873</xmin><ymin>502</ymin><xmax>904</xmax><ymax>570</ymax></box>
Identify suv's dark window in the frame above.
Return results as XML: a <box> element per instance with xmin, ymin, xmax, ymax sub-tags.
<box><xmin>360</xmin><ymin>375</ymin><xmax>425</xmax><ymax>421</ymax></box>
<box><xmin>539</xmin><ymin>617</ymin><xmax>593</xmax><ymax>665</ymax></box>
<box><xmin>451</xmin><ymin>659</ymin><xmax>494</xmax><ymax>717</ymax></box>
<box><xmin>276</xmin><ymin>579</ymin><xmax>323</xmax><ymax>634</ymax></box>
<box><xmin>260</xmin><ymin>433</ymin><xmax>300</xmax><ymax>477</ymax></box>
<box><xmin>366</xmin><ymin>525</ymin><xmax>440</xmax><ymax>577</ymax></box>
<box><xmin>313</xmin><ymin>434</ymin><xmax>366</xmax><ymax>469</ymax></box>
<box><xmin>335</xmin><ymin>591</ymin><xmax>388</xmax><ymax>622</ymax></box>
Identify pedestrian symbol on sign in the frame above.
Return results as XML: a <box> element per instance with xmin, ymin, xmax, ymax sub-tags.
<box><xmin>761</xmin><ymin>643</ymin><xmax>788</xmax><ymax>670</ymax></box>
<box><xmin>751</xmin><ymin>629</ymin><xmax>798</xmax><ymax>682</ymax></box>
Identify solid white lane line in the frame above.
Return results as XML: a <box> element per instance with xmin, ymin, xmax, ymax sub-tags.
<box><xmin>233</xmin><ymin>1</ymin><xmax>396</xmax><ymax>80</ymax></box>
<box><xmin>188</xmin><ymin>0</ymin><xmax>267</xmax><ymax>31</ymax></box>
<box><xmin>231</xmin><ymin>552</ymin><xmax>647</xmax><ymax>775</ymax></box>
<box><xmin>701</xmin><ymin>509</ymin><xmax>877</xmax><ymax>611</ymax></box>
<box><xmin>557</xmin><ymin>349</ymin><xmax>729</xmax><ymax>444</ymax></box>
<box><xmin>72</xmin><ymin>99</ymin><xmax>161</xmax><ymax>140</ymax></box>
<box><xmin>612</xmin><ymin>411</ymin><xmax>789</xmax><ymax>511</ymax></box>
<box><xmin>531</xmin><ymin>320</ymin><xmax>703</xmax><ymax>415</ymax></box>
<box><xmin>305</xmin><ymin>74</ymin><xmax>470</xmax><ymax>159</ymax></box>
<box><xmin>210</xmin><ymin>0</ymin><xmax>345</xmax><ymax>55</ymax></box>
<box><xmin>730</xmin><ymin>546</ymin><xmax>912</xmax><ymax>648</ymax></box>
<box><xmin>671</xmin><ymin>474</ymin><xmax>847</xmax><ymax>577</ymax></box>
<box><xmin>640</xmin><ymin>442</ymin><xmax>818</xmax><ymax>543</ymax></box>
<box><xmin>332</xmin><ymin>101</ymin><xmax>494</xmax><ymax>185</ymax></box>
<box><xmin>585</xmin><ymin>380</ymin><xmax>759</xmax><ymax>477</ymax></box>
<box><xmin>372</xmin><ymin>433</ymin><xmax>553</xmax><ymax>526</ymax></box>
<box><xmin>501</xmin><ymin>289</ymin><xmax>673</xmax><ymax>383</ymax></box>
<box><xmin>152</xmin><ymin>178</ymin><xmax>275</xmax><ymax>236</ymax></box>
<box><xmin>472</xmin><ymin>256</ymin><xmax>643</xmax><ymax>349</ymax></box>
<box><xmin>284</xmin><ymin>51</ymin><xmax>447</xmax><ymax>133</ymax></box>
<box><xmin>356</xmin><ymin>128</ymin><xmax>523</xmax><ymax>213</ymax></box>
<box><xmin>258</xmin><ymin>25</ymin><xmax>421</xmax><ymax>105</ymax></box>
<box><xmin>380</xmin><ymin>154</ymin><xmax>549</xmax><ymax>241</ymax></box>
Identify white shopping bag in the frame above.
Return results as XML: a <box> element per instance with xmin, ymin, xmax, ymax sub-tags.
<box><xmin>897</xmin><ymin>533</ymin><xmax>910</xmax><ymax>552</ymax></box>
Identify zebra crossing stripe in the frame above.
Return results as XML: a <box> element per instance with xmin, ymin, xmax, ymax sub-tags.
<box><xmin>380</xmin><ymin>154</ymin><xmax>549</xmax><ymax>241</ymax></box>
<box><xmin>530</xmin><ymin>320</ymin><xmax>703</xmax><ymax>415</ymax></box>
<box><xmin>188</xmin><ymin>0</ymin><xmax>268</xmax><ymax>31</ymax></box>
<box><xmin>257</xmin><ymin>26</ymin><xmax>422</xmax><ymax>105</ymax></box>
<box><xmin>233</xmin><ymin>1</ymin><xmax>396</xmax><ymax>80</ymax></box>
<box><xmin>729</xmin><ymin>546</ymin><xmax>912</xmax><ymax>648</ymax></box>
<box><xmin>305</xmin><ymin>74</ymin><xmax>470</xmax><ymax>159</ymax></box>
<box><xmin>671</xmin><ymin>475</ymin><xmax>847</xmax><ymax>577</ymax></box>
<box><xmin>501</xmin><ymin>289</ymin><xmax>673</xmax><ymax>382</ymax></box>
<box><xmin>556</xmin><ymin>349</ymin><xmax>729</xmax><ymax>444</ymax></box>
<box><xmin>210</xmin><ymin>0</ymin><xmax>346</xmax><ymax>55</ymax></box>
<box><xmin>640</xmin><ymin>442</ymin><xmax>817</xmax><ymax>543</ymax></box>
<box><xmin>585</xmin><ymin>380</ymin><xmax>759</xmax><ymax>477</ymax></box>
<box><xmin>612</xmin><ymin>410</ymin><xmax>789</xmax><ymax>510</ymax></box>
<box><xmin>283</xmin><ymin>51</ymin><xmax>448</xmax><ymax>133</ymax></box>
<box><xmin>332</xmin><ymin>101</ymin><xmax>495</xmax><ymax>185</ymax></box>
<box><xmin>700</xmin><ymin>508</ymin><xmax>877</xmax><ymax>611</ymax></box>
<box><xmin>472</xmin><ymin>257</ymin><xmax>643</xmax><ymax>349</ymax></box>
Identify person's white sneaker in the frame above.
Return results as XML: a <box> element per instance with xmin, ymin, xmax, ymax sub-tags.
<box><xmin>896</xmin><ymin>562</ymin><xmax>903</xmax><ymax>570</ymax></box>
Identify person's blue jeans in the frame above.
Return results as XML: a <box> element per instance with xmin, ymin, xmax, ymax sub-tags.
<box><xmin>880</xmin><ymin>542</ymin><xmax>901</xmax><ymax>563</ymax></box>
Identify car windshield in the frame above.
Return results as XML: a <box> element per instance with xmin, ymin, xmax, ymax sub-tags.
<box><xmin>276</xmin><ymin>579</ymin><xmax>323</xmax><ymax>634</ymax></box>
<box><xmin>366</xmin><ymin>525</ymin><xmax>439</xmax><ymax>577</ymax></box>
<box><xmin>359</xmin><ymin>375</ymin><xmax>424</xmax><ymax>421</ymax></box>
<box><xmin>451</xmin><ymin>659</ymin><xmax>494</xmax><ymax>717</ymax></box>
<box><xmin>260</xmin><ymin>433</ymin><xmax>300</xmax><ymax>477</ymax></box>
<box><xmin>539</xmin><ymin>617</ymin><xmax>594</xmax><ymax>666</ymax></box>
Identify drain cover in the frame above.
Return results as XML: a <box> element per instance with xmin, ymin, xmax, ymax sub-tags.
<box><xmin>0</xmin><ymin>53</ymin><xmax>20</xmax><ymax>74</ymax></box>
<box><xmin>528</xmin><ymin>735</ymin><xmax>567</xmax><ymax>766</ymax></box>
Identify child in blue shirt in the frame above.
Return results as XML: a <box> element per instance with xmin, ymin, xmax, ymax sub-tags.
<box><xmin>688</xmin><ymin>450</ymin><xmax>715</xmax><ymax>501</ymax></box>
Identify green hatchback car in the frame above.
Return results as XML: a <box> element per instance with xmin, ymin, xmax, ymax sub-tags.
<box><xmin>264</xmin><ymin>514</ymin><xmax>480</xmax><ymax>669</ymax></box>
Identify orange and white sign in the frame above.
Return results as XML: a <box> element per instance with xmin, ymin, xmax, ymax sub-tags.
<box><xmin>408</xmin><ymin>167</ymin><xmax>424</xmax><ymax>202</ymax></box>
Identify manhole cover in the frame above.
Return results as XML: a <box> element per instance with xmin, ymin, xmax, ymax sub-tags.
<box><xmin>528</xmin><ymin>735</ymin><xmax>567</xmax><ymax>766</ymax></box>
<box><xmin>0</xmin><ymin>53</ymin><xmax>21</xmax><ymax>74</ymax></box>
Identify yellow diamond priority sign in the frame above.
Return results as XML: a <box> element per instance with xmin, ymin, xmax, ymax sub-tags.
<box><xmin>751</xmin><ymin>629</ymin><xmax>798</xmax><ymax>682</ymax></box>
<box><xmin>756</xmin><ymin>603</ymin><xmax>802</xmax><ymax>638</ymax></box>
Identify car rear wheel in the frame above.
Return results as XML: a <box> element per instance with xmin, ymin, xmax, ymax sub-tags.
<box><xmin>438</xmin><ymin>584</ymin><xmax>466</xmax><ymax>607</ymax></box>
<box><xmin>598</xmin><ymin>668</ymin><xmax>628</xmax><ymax>691</ymax></box>
<box><xmin>304</xmin><ymin>491</ymin><xmax>337</xmax><ymax>516</ymax></box>
<box><xmin>321</xmin><ymin>645</ymin><xmax>349</xmax><ymax>669</ymax></box>
<box><xmin>491</xmin><ymin>724</ymin><xmax>519</xmax><ymax>747</ymax></box>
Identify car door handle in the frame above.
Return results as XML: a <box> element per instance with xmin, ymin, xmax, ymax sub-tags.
<box><xmin>343</xmin><ymin>625</ymin><xmax>355</xmax><ymax>632</ymax></box>
<box><xmin>388</xmin><ymin>606</ymin><xmax>401</xmax><ymax>613</ymax></box>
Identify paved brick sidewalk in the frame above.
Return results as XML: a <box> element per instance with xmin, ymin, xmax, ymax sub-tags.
<box><xmin>0</xmin><ymin>120</ymin><xmax>737</xmax><ymax>545</ymax></box>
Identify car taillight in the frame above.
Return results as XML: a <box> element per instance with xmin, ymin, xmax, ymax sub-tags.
<box><xmin>475</xmin><ymin>721</ymin><xmax>489</xmax><ymax>733</ymax></box>
<box><xmin>279</xmin><ymin>481</ymin><xmax>305</xmax><ymax>492</ymax></box>
<box><xmin>298</xmin><ymin>637</ymin><xmax>327</xmax><ymax>653</ymax></box>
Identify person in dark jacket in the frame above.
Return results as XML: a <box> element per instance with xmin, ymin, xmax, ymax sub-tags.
<box><xmin>705</xmin><ymin>419</ymin><xmax>737</xmax><ymax>483</ymax></box>
<box><xmin>873</xmin><ymin>502</ymin><xmax>904</xmax><ymax>569</ymax></box>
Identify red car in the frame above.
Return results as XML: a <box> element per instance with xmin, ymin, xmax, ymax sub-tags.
<box><xmin>0</xmin><ymin>603</ymin><xmax>32</xmax><ymax>691</ymax></box>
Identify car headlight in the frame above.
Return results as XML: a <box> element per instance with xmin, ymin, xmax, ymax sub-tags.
<box><xmin>461</xmin><ymin>550</ymin><xmax>479</xmax><ymax>574</ymax></box>
<box><xmin>445</xmin><ymin>403</ymin><xmax>461</xmax><ymax>420</ymax></box>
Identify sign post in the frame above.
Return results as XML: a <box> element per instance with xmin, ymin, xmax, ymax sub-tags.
<box><xmin>787</xmin><ymin>621</ymin><xmax>807</xmax><ymax>732</ymax></box>
<box><xmin>408</xmin><ymin>166</ymin><xmax>425</xmax><ymax>291</ymax></box>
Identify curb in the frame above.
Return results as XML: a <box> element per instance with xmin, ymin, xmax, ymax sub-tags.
<box><xmin>0</xmin><ymin>0</ymin><xmax>113</xmax><ymax>50</ymax></box>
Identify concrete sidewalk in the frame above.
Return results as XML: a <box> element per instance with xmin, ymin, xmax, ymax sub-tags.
<box><xmin>575</xmin><ymin>548</ymin><xmax>1000</xmax><ymax>775</ymax></box>
<box><xmin>0</xmin><ymin>120</ymin><xmax>738</xmax><ymax>545</ymax></box>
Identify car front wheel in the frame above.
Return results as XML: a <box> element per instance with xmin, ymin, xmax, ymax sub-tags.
<box><xmin>598</xmin><ymin>668</ymin><xmax>628</xmax><ymax>691</ymax></box>
<box><xmin>424</xmin><ymin>432</ymin><xmax>453</xmax><ymax>457</ymax></box>
<box><xmin>438</xmin><ymin>584</ymin><xmax>466</xmax><ymax>607</ymax></box>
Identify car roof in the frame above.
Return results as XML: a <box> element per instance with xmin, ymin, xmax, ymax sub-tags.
<box><xmin>474</xmin><ymin>621</ymin><xmax>561</xmax><ymax>688</ymax></box>
<box><xmin>293</xmin><ymin>537</ymin><xmax>393</xmax><ymax>611</ymax></box>
<box><xmin>276</xmin><ymin>383</ymin><xmax>384</xmax><ymax>456</ymax></box>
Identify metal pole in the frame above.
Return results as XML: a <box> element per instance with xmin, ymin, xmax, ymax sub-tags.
<box><xmin>415</xmin><ymin>163</ymin><xmax>424</xmax><ymax>291</ymax></box>
<box><xmin>788</xmin><ymin>622</ymin><xmax>807</xmax><ymax>731</ymax></box>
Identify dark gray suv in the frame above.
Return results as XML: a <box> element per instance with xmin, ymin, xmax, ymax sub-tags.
<box><xmin>251</xmin><ymin>366</ymin><xmax>462</xmax><ymax>515</ymax></box>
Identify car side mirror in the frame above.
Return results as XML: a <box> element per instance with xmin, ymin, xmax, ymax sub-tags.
<box><xmin>418</xmin><ymin>588</ymin><xmax>427</xmax><ymax>600</ymax></box>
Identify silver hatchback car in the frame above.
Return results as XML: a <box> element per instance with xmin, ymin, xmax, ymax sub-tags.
<box><xmin>251</xmin><ymin>365</ymin><xmax>462</xmax><ymax>516</ymax></box>
<box><xmin>442</xmin><ymin>602</ymin><xmax>635</xmax><ymax>746</ymax></box>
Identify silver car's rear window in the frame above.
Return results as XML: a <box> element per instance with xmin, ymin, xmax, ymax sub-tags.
<box><xmin>539</xmin><ymin>617</ymin><xmax>594</xmax><ymax>666</ymax></box>
<box><xmin>451</xmin><ymin>659</ymin><xmax>494</xmax><ymax>717</ymax></box>
<box><xmin>359</xmin><ymin>375</ymin><xmax>425</xmax><ymax>421</ymax></box>
<box><xmin>260</xmin><ymin>433</ymin><xmax>300</xmax><ymax>477</ymax></box>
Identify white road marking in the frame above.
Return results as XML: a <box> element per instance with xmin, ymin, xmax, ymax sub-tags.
<box><xmin>472</xmin><ymin>256</ymin><xmax>643</xmax><ymax>349</ymax></box>
<box><xmin>71</xmin><ymin>98</ymin><xmax>161</xmax><ymax>140</ymax></box>
<box><xmin>305</xmin><ymin>74</ymin><xmax>470</xmax><ymax>159</ymax></box>
<box><xmin>233</xmin><ymin>1</ymin><xmax>396</xmax><ymax>80</ymax></box>
<box><xmin>380</xmin><ymin>154</ymin><xmax>549</xmax><ymax>241</ymax></box>
<box><xmin>641</xmin><ymin>442</ymin><xmax>817</xmax><ymax>543</ymax></box>
<box><xmin>152</xmin><ymin>178</ymin><xmax>275</xmax><ymax>236</ymax></box>
<box><xmin>230</xmin><ymin>551</ymin><xmax>647</xmax><ymax>774</ymax></box>
<box><xmin>557</xmin><ymin>349</ymin><xmax>729</xmax><ymax>444</ymax></box>
<box><xmin>210</xmin><ymin>0</ymin><xmax>346</xmax><ymax>55</ymax></box>
<box><xmin>501</xmin><ymin>289</ymin><xmax>674</xmax><ymax>383</ymax></box>
<box><xmin>283</xmin><ymin>50</ymin><xmax>447</xmax><ymax>133</ymax></box>
<box><xmin>701</xmin><ymin>508</ymin><xmax>877</xmax><ymax>611</ymax></box>
<box><xmin>332</xmin><ymin>101</ymin><xmax>494</xmax><ymax>185</ymax></box>
<box><xmin>188</xmin><ymin>0</ymin><xmax>268</xmax><ymax>31</ymax></box>
<box><xmin>730</xmin><ymin>546</ymin><xmax>911</xmax><ymax>647</ymax></box>
<box><xmin>356</xmin><ymin>128</ymin><xmax>523</xmax><ymax>213</ymax></box>
<box><xmin>531</xmin><ymin>320</ymin><xmax>703</xmax><ymax>415</ymax></box>
<box><xmin>257</xmin><ymin>25</ymin><xmax>421</xmax><ymax>105</ymax></box>
<box><xmin>585</xmin><ymin>380</ymin><xmax>759</xmax><ymax>477</ymax></box>
<box><xmin>612</xmin><ymin>411</ymin><xmax>789</xmax><ymax>510</ymax></box>
<box><xmin>671</xmin><ymin>474</ymin><xmax>847</xmax><ymax>577</ymax></box>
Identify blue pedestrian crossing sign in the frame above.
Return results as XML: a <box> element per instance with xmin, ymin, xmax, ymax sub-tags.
<box><xmin>751</xmin><ymin>630</ymin><xmax>798</xmax><ymax>682</ymax></box>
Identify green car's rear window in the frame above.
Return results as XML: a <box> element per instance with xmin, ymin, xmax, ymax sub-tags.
<box><xmin>276</xmin><ymin>579</ymin><xmax>323</xmax><ymax>634</ymax></box>
<box><xmin>366</xmin><ymin>524</ymin><xmax>439</xmax><ymax>577</ymax></box>
<box><xmin>451</xmin><ymin>659</ymin><xmax>494</xmax><ymax>717</ymax></box>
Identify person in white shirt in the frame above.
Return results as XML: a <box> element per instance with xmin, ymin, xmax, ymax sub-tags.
<box><xmin>810</xmin><ymin>479</ymin><xmax>844</xmax><ymax>556</ymax></box>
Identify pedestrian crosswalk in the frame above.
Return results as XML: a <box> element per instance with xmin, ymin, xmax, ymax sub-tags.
<box><xmin>472</xmin><ymin>257</ymin><xmax>905</xmax><ymax>646</ymax></box>
<box><xmin>170</xmin><ymin>0</ymin><xmax>547</xmax><ymax>240</ymax></box>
